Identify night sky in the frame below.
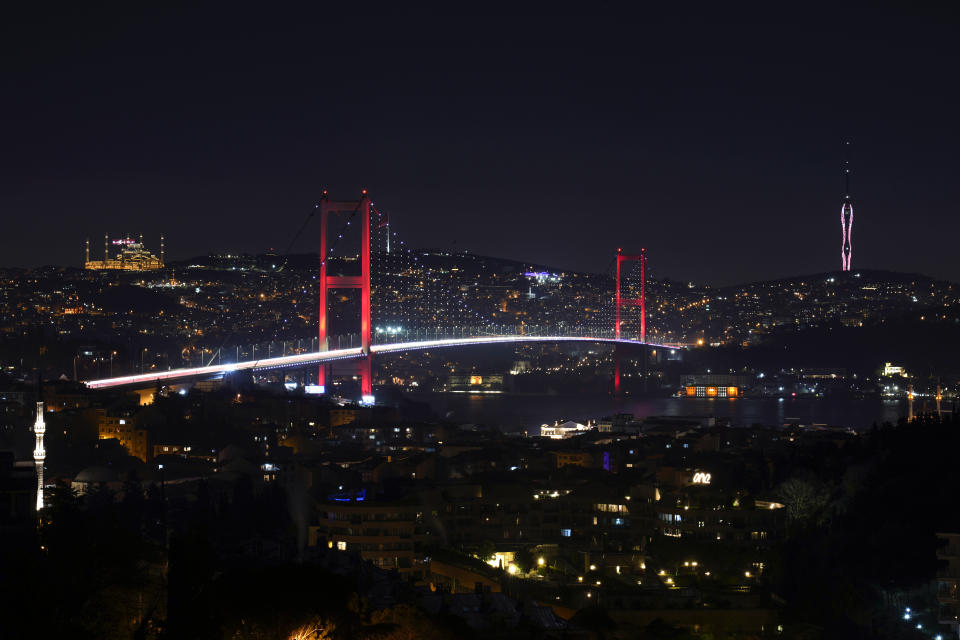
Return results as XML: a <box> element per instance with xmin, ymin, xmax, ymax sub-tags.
<box><xmin>3</xmin><ymin>4</ymin><xmax>959</xmax><ymax>285</ymax></box>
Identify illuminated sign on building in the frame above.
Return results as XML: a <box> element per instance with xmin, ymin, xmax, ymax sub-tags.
<box><xmin>470</xmin><ymin>375</ymin><xmax>483</xmax><ymax>385</ymax></box>
<box><xmin>691</xmin><ymin>472</ymin><xmax>712</xmax><ymax>485</ymax></box>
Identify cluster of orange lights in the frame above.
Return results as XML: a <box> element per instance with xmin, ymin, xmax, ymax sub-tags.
<box><xmin>684</xmin><ymin>386</ymin><xmax>739</xmax><ymax>398</ymax></box>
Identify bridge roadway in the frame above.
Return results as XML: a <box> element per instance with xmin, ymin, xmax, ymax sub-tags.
<box><xmin>84</xmin><ymin>335</ymin><xmax>679</xmax><ymax>390</ymax></box>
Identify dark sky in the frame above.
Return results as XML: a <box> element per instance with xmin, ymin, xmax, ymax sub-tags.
<box><xmin>2</xmin><ymin>4</ymin><xmax>959</xmax><ymax>285</ymax></box>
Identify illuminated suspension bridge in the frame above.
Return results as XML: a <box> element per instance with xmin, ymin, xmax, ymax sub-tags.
<box><xmin>85</xmin><ymin>190</ymin><xmax>680</xmax><ymax>396</ymax></box>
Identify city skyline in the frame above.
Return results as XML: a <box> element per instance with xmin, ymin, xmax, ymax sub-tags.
<box><xmin>2</xmin><ymin>6</ymin><xmax>959</xmax><ymax>285</ymax></box>
<box><xmin>5</xmin><ymin>7</ymin><xmax>960</xmax><ymax>639</ymax></box>
<box><xmin>56</xmin><ymin>229</ymin><xmax>960</xmax><ymax>300</ymax></box>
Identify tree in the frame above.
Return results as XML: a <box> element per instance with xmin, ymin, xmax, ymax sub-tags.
<box><xmin>288</xmin><ymin>617</ymin><xmax>336</xmax><ymax>640</ymax></box>
<box><xmin>367</xmin><ymin>605</ymin><xmax>458</xmax><ymax>640</ymax></box>
<box><xmin>639</xmin><ymin>618</ymin><xmax>697</xmax><ymax>639</ymax></box>
<box><xmin>513</xmin><ymin>547</ymin><xmax>535</xmax><ymax>574</ymax></box>
<box><xmin>777</xmin><ymin>477</ymin><xmax>829</xmax><ymax>527</ymax></box>
<box><xmin>477</xmin><ymin>540</ymin><xmax>496</xmax><ymax>563</ymax></box>
<box><xmin>570</xmin><ymin>606</ymin><xmax>617</xmax><ymax>640</ymax></box>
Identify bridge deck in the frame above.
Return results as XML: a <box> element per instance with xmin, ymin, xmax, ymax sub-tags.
<box><xmin>84</xmin><ymin>336</ymin><xmax>680</xmax><ymax>390</ymax></box>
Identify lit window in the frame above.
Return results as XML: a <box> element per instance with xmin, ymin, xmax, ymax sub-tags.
<box><xmin>336</xmin><ymin>541</ymin><xmax>347</xmax><ymax>551</ymax></box>
<box><xmin>560</xmin><ymin>528</ymin><xmax>571</xmax><ymax>537</ymax></box>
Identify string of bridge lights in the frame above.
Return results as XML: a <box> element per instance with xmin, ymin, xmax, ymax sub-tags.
<box><xmin>369</xmin><ymin>219</ymin><xmax>494</xmax><ymax>344</ymax></box>
<box><xmin>147</xmin><ymin>198</ymin><xmax>665</xmax><ymax>375</ymax></box>
<box><xmin>222</xmin><ymin>199</ymin><xmax>652</xmax><ymax>367</ymax></box>
<box><xmin>323</xmin><ymin>200</ymin><xmax>654</xmax><ymax>345</ymax></box>
<box><xmin>372</xmin><ymin>202</ymin><xmax>496</xmax><ymax>334</ymax></box>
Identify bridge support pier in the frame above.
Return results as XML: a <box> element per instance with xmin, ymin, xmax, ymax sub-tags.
<box><xmin>642</xmin><ymin>344</ymin><xmax>648</xmax><ymax>394</ymax></box>
<box><xmin>614</xmin><ymin>344</ymin><xmax>622</xmax><ymax>395</ymax></box>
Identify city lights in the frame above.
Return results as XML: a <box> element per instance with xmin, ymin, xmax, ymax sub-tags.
<box><xmin>3</xmin><ymin>6</ymin><xmax>958</xmax><ymax>639</ymax></box>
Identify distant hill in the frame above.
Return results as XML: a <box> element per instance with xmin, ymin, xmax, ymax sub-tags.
<box><xmin>94</xmin><ymin>284</ymin><xmax>181</xmax><ymax>315</ymax></box>
<box><xmin>719</xmin><ymin>268</ymin><xmax>957</xmax><ymax>291</ymax></box>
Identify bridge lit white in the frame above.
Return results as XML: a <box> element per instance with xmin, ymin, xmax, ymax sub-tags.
<box><xmin>84</xmin><ymin>336</ymin><xmax>680</xmax><ymax>390</ymax></box>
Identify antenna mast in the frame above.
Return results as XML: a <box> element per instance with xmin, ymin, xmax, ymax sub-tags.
<box><xmin>840</xmin><ymin>141</ymin><xmax>854</xmax><ymax>271</ymax></box>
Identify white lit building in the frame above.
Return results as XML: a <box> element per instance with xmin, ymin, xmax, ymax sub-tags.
<box><xmin>538</xmin><ymin>420</ymin><xmax>592</xmax><ymax>439</ymax></box>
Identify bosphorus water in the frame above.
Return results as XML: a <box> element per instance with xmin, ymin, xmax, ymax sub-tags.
<box><xmin>412</xmin><ymin>392</ymin><xmax>907</xmax><ymax>431</ymax></box>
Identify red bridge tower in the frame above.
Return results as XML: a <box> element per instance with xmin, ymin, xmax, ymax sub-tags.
<box><xmin>317</xmin><ymin>190</ymin><xmax>373</xmax><ymax>402</ymax></box>
<box><xmin>614</xmin><ymin>247</ymin><xmax>646</xmax><ymax>395</ymax></box>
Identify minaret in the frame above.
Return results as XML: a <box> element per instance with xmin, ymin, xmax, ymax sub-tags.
<box><xmin>104</xmin><ymin>233</ymin><xmax>109</xmax><ymax>263</ymax></box>
<box><xmin>160</xmin><ymin>234</ymin><xmax>165</xmax><ymax>266</ymax></box>
<box><xmin>33</xmin><ymin>401</ymin><xmax>45</xmax><ymax>511</ymax></box>
<box><xmin>840</xmin><ymin>142</ymin><xmax>854</xmax><ymax>271</ymax></box>
<box><xmin>85</xmin><ymin>238</ymin><xmax>90</xmax><ymax>265</ymax></box>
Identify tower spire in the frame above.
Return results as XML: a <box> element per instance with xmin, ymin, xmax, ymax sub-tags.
<box><xmin>844</xmin><ymin>140</ymin><xmax>852</xmax><ymax>200</ymax></box>
<box><xmin>840</xmin><ymin>141</ymin><xmax>854</xmax><ymax>271</ymax></box>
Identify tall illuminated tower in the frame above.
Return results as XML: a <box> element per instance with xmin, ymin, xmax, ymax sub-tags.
<box><xmin>841</xmin><ymin>144</ymin><xmax>854</xmax><ymax>271</ymax></box>
<box><xmin>33</xmin><ymin>401</ymin><xmax>45</xmax><ymax>510</ymax></box>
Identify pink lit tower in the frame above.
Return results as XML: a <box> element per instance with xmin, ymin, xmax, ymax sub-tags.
<box><xmin>840</xmin><ymin>142</ymin><xmax>854</xmax><ymax>271</ymax></box>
